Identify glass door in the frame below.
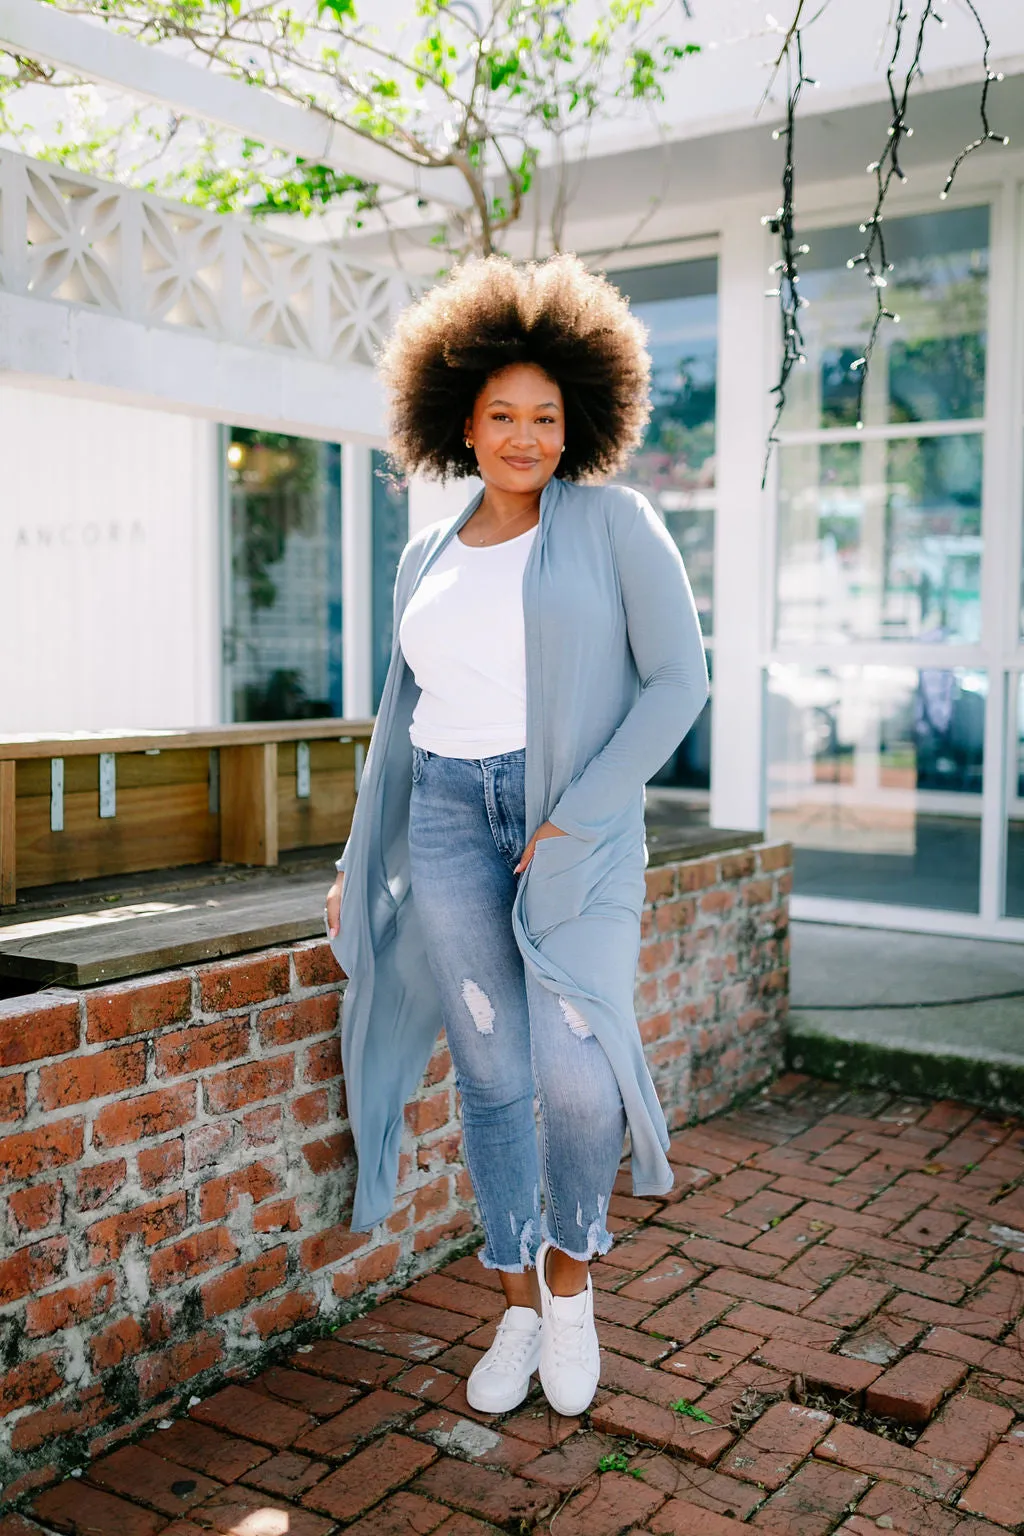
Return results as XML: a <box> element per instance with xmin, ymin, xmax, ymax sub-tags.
<box><xmin>223</xmin><ymin>429</ymin><xmax>343</xmax><ymax>721</ymax></box>
<box><xmin>765</xmin><ymin>202</ymin><xmax>993</xmax><ymax>917</ymax></box>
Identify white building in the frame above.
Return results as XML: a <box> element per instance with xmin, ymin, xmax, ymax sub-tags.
<box><xmin>2</xmin><ymin>1</ymin><xmax>1023</xmax><ymax>940</ymax></box>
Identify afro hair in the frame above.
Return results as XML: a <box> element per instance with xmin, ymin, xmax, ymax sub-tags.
<box><xmin>376</xmin><ymin>252</ymin><xmax>652</xmax><ymax>483</ymax></box>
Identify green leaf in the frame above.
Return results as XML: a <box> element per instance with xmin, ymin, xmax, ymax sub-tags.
<box><xmin>671</xmin><ymin>1399</ymin><xmax>715</xmax><ymax>1423</ymax></box>
<box><xmin>317</xmin><ymin>0</ymin><xmax>356</xmax><ymax>18</ymax></box>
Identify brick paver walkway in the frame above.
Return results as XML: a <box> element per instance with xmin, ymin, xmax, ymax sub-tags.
<box><xmin>10</xmin><ymin>1074</ymin><xmax>1024</xmax><ymax>1535</ymax></box>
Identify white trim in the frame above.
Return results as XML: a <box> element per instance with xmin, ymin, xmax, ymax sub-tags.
<box><xmin>792</xmin><ymin>895</ymin><xmax>1024</xmax><ymax>945</ymax></box>
<box><xmin>342</xmin><ymin>444</ymin><xmax>374</xmax><ymax>720</ymax></box>
<box><xmin>776</xmin><ymin>420</ymin><xmax>987</xmax><ymax>447</ymax></box>
<box><xmin>709</xmin><ymin>197</ymin><xmax>773</xmax><ymax>832</ymax></box>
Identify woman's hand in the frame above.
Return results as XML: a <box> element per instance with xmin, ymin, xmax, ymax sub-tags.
<box><xmin>325</xmin><ymin>873</ymin><xmax>345</xmax><ymax>960</ymax></box>
<box><xmin>514</xmin><ymin>821</ymin><xmax>568</xmax><ymax>875</ymax></box>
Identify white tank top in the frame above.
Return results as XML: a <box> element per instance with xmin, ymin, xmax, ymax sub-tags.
<box><xmin>398</xmin><ymin>522</ymin><xmax>538</xmax><ymax>757</ymax></box>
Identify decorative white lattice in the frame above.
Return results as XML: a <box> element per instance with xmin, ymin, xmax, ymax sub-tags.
<box><xmin>0</xmin><ymin>148</ymin><xmax>413</xmax><ymax>364</ymax></box>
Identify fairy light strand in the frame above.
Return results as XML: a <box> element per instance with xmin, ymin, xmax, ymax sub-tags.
<box><xmin>762</xmin><ymin>0</ymin><xmax>1007</xmax><ymax>470</ymax></box>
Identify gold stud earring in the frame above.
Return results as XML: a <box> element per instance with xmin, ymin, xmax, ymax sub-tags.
<box><xmin>465</xmin><ymin>437</ymin><xmax>473</xmax><ymax>449</ymax></box>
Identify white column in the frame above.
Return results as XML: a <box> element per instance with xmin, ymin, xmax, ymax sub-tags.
<box><xmin>342</xmin><ymin>442</ymin><xmax>374</xmax><ymax>718</ymax></box>
<box><xmin>710</xmin><ymin>200</ymin><xmax>774</xmax><ymax>832</ymax></box>
<box><xmin>407</xmin><ymin>472</ymin><xmax>480</xmax><ymax>538</ymax></box>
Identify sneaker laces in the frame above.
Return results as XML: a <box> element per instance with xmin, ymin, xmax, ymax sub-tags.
<box><xmin>486</xmin><ymin>1311</ymin><xmax>539</xmax><ymax>1374</ymax></box>
<box><xmin>547</xmin><ymin>1298</ymin><xmax>591</xmax><ymax>1368</ymax></box>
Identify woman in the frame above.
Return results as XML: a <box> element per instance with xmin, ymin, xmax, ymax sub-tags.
<box><xmin>325</xmin><ymin>252</ymin><xmax>708</xmax><ymax>1420</ymax></box>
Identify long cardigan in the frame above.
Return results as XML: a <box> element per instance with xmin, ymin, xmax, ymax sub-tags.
<box><xmin>331</xmin><ymin>475</ymin><xmax>709</xmax><ymax>1233</ymax></box>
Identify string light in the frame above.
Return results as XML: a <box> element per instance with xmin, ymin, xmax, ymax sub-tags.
<box><xmin>761</xmin><ymin>0</ymin><xmax>1007</xmax><ymax>468</ymax></box>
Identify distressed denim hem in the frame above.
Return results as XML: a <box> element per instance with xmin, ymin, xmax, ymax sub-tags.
<box><xmin>542</xmin><ymin>1218</ymin><xmax>616</xmax><ymax>1266</ymax></box>
<box><xmin>475</xmin><ymin>1220</ymin><xmax>543</xmax><ymax>1274</ymax></box>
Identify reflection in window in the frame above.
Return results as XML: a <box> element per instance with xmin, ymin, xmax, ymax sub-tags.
<box><xmin>781</xmin><ymin>206</ymin><xmax>989</xmax><ymax>432</ymax></box>
<box><xmin>607</xmin><ymin>258</ymin><xmax>717</xmax><ymax>635</ymax></box>
<box><xmin>1007</xmin><ymin>678</ymin><xmax>1024</xmax><ymax>919</ymax></box>
<box><xmin>776</xmin><ymin>434</ymin><xmax>982</xmax><ymax>645</ymax></box>
<box><xmin>767</xmin><ymin>664</ymin><xmax>985</xmax><ymax>912</ymax></box>
<box><xmin>371</xmin><ymin>451</ymin><xmax>409</xmax><ymax>711</ymax></box>
<box><xmin>226</xmin><ymin>430</ymin><xmax>342</xmax><ymax>721</ymax></box>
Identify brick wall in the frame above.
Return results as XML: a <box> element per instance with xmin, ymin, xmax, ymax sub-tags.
<box><xmin>0</xmin><ymin>839</ymin><xmax>790</xmax><ymax>1501</ymax></box>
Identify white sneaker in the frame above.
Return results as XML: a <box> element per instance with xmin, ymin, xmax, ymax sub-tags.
<box><xmin>536</xmin><ymin>1239</ymin><xmax>601</xmax><ymax>1417</ymax></box>
<box><xmin>466</xmin><ymin>1305</ymin><xmax>542</xmax><ymax>1414</ymax></box>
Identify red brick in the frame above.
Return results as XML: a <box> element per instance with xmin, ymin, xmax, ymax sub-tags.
<box><xmin>86</xmin><ymin>975</ymin><xmax>191</xmax><ymax>1042</ymax></box>
<box><xmin>93</xmin><ymin>1083</ymin><xmax>195</xmax><ymax>1148</ymax></box>
<box><xmin>0</xmin><ymin>994</ymin><xmax>79</xmax><ymax>1065</ymax></box>
<box><xmin>803</xmin><ymin>1275</ymin><xmax>892</xmax><ymax>1329</ymax></box>
<box><xmin>591</xmin><ymin>1392</ymin><xmax>735</xmax><ymax>1465</ymax></box>
<box><xmin>244</xmin><ymin>1287</ymin><xmax>318</xmax><ymax>1339</ymax></box>
<box><xmin>25</xmin><ymin>1273</ymin><xmax>116</xmax><ymax>1338</ymax></box>
<box><xmin>137</xmin><ymin>1331</ymin><xmax>224</xmax><ymax>1401</ymax></box>
<box><xmin>332</xmin><ymin>1242</ymin><xmax>403</xmax><ymax>1300</ymax></box>
<box><xmin>296</xmin><ymin>1431</ymin><xmax>435</xmax><ymax>1520</ymax></box>
<box><xmin>38</xmin><ymin>1042</ymin><xmax>146</xmax><ymax>1111</ymax></box>
<box><xmin>404</xmin><ymin>1275</ymin><xmax>505</xmax><ymax>1321</ymax></box>
<box><xmin>202</xmin><ymin>1245</ymin><xmax>287</xmax><ymax>1317</ymax></box>
<box><xmin>253</xmin><ymin>1197</ymin><xmax>300</xmax><ymax>1233</ymax></box>
<box><xmin>88</xmin><ymin>1443</ymin><xmax>221</xmax><ymax>1515</ymax></box>
<box><xmin>749</xmin><ymin>1459</ymin><xmax>871</xmax><ymax>1534</ymax></box>
<box><xmin>257</xmin><ymin>992</ymin><xmax>338</xmax><ymax>1047</ymax></box>
<box><xmin>91</xmin><ymin>1315</ymin><xmax>145</xmax><ymax>1371</ymax></box>
<box><xmin>679</xmin><ymin>1237</ymin><xmax>785</xmax><ymax>1278</ymax></box>
<box><xmin>413</xmin><ymin>1212</ymin><xmax>474</xmax><ymax>1253</ymax></box>
<box><xmin>77</xmin><ymin>1159</ymin><xmax>127</xmax><ymax>1212</ymax></box>
<box><xmin>0</xmin><ymin>1071</ymin><xmax>26</xmax><ymax>1121</ymax></box>
<box><xmin>204</xmin><ymin>1056</ymin><xmax>294</xmax><ymax>1113</ymax></box>
<box><xmin>289</xmin><ymin>1339</ymin><xmax>405</xmax><ymax>1388</ymax></box>
<box><xmin>250</xmin><ymin>1365</ymin><xmax>358</xmax><ymax>1419</ymax></box>
<box><xmin>639</xmin><ymin>1286</ymin><xmax>734</xmax><ymax>1344</ymax></box>
<box><xmin>243</xmin><ymin>1103</ymin><xmax>283</xmax><ymax>1144</ymax></box>
<box><xmin>552</xmin><ymin>1469</ymin><xmax>665</xmax><ymax>1535</ymax></box>
<box><xmin>702</xmin><ymin>1268</ymin><xmax>814</xmax><ymax>1313</ymax></box>
<box><xmin>191</xmin><ymin>1383</ymin><xmax>313</xmax><ymax>1447</ymax></box>
<box><xmin>754</xmin><ymin>1338</ymin><xmax>882</xmax><ymax>1398</ymax></box>
<box><xmin>8</xmin><ymin>1181</ymin><xmax>62</xmax><ymax>1234</ymax></box>
<box><xmin>178</xmin><ymin>1488</ymin><xmax>333</xmax><ymax>1535</ymax></box>
<box><xmin>814</xmin><ymin>1422</ymin><xmax>966</xmax><ymax>1500</ymax></box>
<box><xmin>299</xmin><ymin>1223</ymin><xmax>365</xmax><ymax>1272</ymax></box>
<box><xmin>186</xmin><ymin>1121</ymin><xmax>233</xmax><ymax>1170</ymax></box>
<box><xmin>304</xmin><ymin>1037</ymin><xmax>341</xmax><ymax>1082</ymax></box>
<box><xmin>0</xmin><ymin>1118</ymin><xmax>84</xmax><ymax>1182</ymax></box>
<box><xmin>295</xmin><ymin>1388</ymin><xmax>420</xmax><ymax>1458</ymax></box>
<box><xmin>198</xmin><ymin>1160</ymin><xmax>281</xmax><ymax>1221</ymax></box>
<box><xmin>139</xmin><ymin>1417</ymin><xmax>271</xmax><ymax>1481</ymax></box>
<box><xmin>0</xmin><ymin>1353</ymin><xmax>63</xmax><ymax>1416</ymax></box>
<box><xmin>719</xmin><ymin>1402</ymin><xmax>834</xmax><ymax>1489</ymax></box>
<box><xmin>650</xmin><ymin>1500</ymin><xmax>749</xmax><ymax>1534</ymax></box>
<box><xmin>292</xmin><ymin>1088</ymin><xmax>330</xmax><ymax>1127</ymax></box>
<box><xmin>618</xmin><ymin>1255</ymin><xmax>703</xmax><ymax>1303</ymax></box>
<box><xmin>198</xmin><ymin>953</ymin><xmax>290</xmax><ymax>1011</ymax></box>
<box><xmin>0</xmin><ymin>1238</ymin><xmax>67</xmax><ymax>1306</ymax></box>
<box><xmin>341</xmin><ymin>1491</ymin><xmax>451</xmax><ymax>1535</ymax></box>
<box><xmin>87</xmin><ymin>1192</ymin><xmax>187</xmax><ymax>1264</ymax></box>
<box><xmin>864</xmin><ymin>1350</ymin><xmax>967</xmax><ymax>1426</ymax></box>
<box><xmin>292</xmin><ymin>941</ymin><xmax>343</xmax><ymax>988</ymax></box>
<box><xmin>404</xmin><ymin>1091</ymin><xmax>451</xmax><ymax>1136</ymax></box>
<box><xmin>155</xmin><ymin>1018</ymin><xmax>250</xmax><ymax>1077</ymax></box>
<box><xmin>301</xmin><ymin>1130</ymin><xmax>353</xmax><ymax>1175</ymax></box>
<box><xmin>239</xmin><ymin>1448</ymin><xmax>332</xmax><ymax>1499</ymax></box>
<box><xmin>960</xmin><ymin>1433</ymin><xmax>1024</xmax><ymax>1526</ymax></box>
<box><xmin>916</xmin><ymin>1394</ymin><xmax>1014</xmax><ymax>1469</ymax></box>
<box><xmin>32</xmin><ymin>1482</ymin><xmax>165</xmax><ymax>1535</ymax></box>
<box><xmin>137</xmin><ymin>1137</ymin><xmax>185</xmax><ymax>1189</ymax></box>
<box><xmin>408</xmin><ymin>1455</ymin><xmax>552</xmax><ymax>1528</ymax></box>
<box><xmin>150</xmin><ymin>1225</ymin><xmax>239</xmax><ymax>1288</ymax></box>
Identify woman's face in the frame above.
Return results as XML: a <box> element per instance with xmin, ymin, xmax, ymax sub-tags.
<box><xmin>466</xmin><ymin>363</ymin><xmax>565</xmax><ymax>496</ymax></box>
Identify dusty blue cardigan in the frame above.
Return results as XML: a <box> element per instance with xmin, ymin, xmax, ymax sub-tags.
<box><xmin>331</xmin><ymin>475</ymin><xmax>709</xmax><ymax>1232</ymax></box>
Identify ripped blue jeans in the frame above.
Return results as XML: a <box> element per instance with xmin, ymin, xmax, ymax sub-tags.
<box><xmin>408</xmin><ymin>744</ymin><xmax>627</xmax><ymax>1271</ymax></box>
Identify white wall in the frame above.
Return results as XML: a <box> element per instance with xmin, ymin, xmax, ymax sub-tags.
<box><xmin>0</xmin><ymin>383</ymin><xmax>220</xmax><ymax>732</ymax></box>
<box><xmin>407</xmin><ymin>473</ymin><xmax>481</xmax><ymax>538</ymax></box>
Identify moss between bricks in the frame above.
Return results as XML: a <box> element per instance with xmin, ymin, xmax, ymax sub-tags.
<box><xmin>787</xmin><ymin>1027</ymin><xmax>1024</xmax><ymax>1118</ymax></box>
<box><xmin>0</xmin><ymin>1227</ymin><xmax>484</xmax><ymax>1511</ymax></box>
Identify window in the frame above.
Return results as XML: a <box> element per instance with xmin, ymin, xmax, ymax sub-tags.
<box><xmin>608</xmin><ymin>256</ymin><xmax>717</xmax><ymax>802</ymax></box>
<box><xmin>224</xmin><ymin>430</ymin><xmax>342</xmax><ymax>721</ymax></box>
